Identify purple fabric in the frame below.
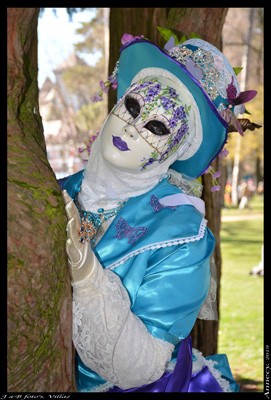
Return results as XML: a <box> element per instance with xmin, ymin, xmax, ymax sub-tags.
<box><xmin>108</xmin><ymin>336</ymin><xmax>223</xmax><ymax>392</ymax></box>
<box><xmin>189</xmin><ymin>365</ymin><xmax>223</xmax><ymax>392</ymax></box>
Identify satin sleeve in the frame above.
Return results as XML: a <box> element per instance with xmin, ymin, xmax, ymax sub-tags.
<box><xmin>131</xmin><ymin>227</ymin><xmax>215</xmax><ymax>345</ymax></box>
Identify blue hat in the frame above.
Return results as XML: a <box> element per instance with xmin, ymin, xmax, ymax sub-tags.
<box><xmin>115</xmin><ymin>36</ymin><xmax>248</xmax><ymax>180</ymax></box>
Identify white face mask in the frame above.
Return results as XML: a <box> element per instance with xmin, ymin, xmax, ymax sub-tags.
<box><xmin>100</xmin><ymin>78</ymin><xmax>191</xmax><ymax>172</ymax></box>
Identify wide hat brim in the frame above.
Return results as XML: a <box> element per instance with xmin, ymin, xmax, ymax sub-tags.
<box><xmin>117</xmin><ymin>39</ymin><xmax>228</xmax><ymax>180</ymax></box>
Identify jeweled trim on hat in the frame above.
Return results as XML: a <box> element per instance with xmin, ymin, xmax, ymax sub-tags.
<box><xmin>167</xmin><ymin>46</ymin><xmax>220</xmax><ymax>101</ymax></box>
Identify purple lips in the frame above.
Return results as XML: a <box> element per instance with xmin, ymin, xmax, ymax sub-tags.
<box><xmin>112</xmin><ymin>136</ymin><xmax>130</xmax><ymax>151</ymax></box>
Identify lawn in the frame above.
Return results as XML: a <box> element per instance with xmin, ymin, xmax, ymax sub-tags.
<box><xmin>218</xmin><ymin>194</ymin><xmax>264</xmax><ymax>392</ymax></box>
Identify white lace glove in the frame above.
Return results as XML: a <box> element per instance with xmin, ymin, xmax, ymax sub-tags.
<box><xmin>62</xmin><ymin>189</ymin><xmax>96</xmax><ymax>284</ymax></box>
<box><xmin>72</xmin><ymin>268</ymin><xmax>174</xmax><ymax>390</ymax></box>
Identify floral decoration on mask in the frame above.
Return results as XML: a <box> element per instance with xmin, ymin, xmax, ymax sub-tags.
<box><xmin>112</xmin><ymin>78</ymin><xmax>191</xmax><ymax>170</ymax></box>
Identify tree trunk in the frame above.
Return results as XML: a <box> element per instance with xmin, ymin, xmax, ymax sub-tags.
<box><xmin>109</xmin><ymin>7</ymin><xmax>228</xmax><ymax>356</ymax></box>
<box><xmin>7</xmin><ymin>8</ymin><xmax>74</xmax><ymax>391</ymax></box>
<box><xmin>164</xmin><ymin>7</ymin><xmax>228</xmax><ymax>356</ymax></box>
<box><xmin>108</xmin><ymin>8</ymin><xmax>170</xmax><ymax>112</ymax></box>
<box><xmin>167</xmin><ymin>8</ymin><xmax>227</xmax><ymax>48</ymax></box>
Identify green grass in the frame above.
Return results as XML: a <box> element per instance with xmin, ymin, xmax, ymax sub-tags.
<box><xmin>218</xmin><ymin>195</ymin><xmax>264</xmax><ymax>392</ymax></box>
<box><xmin>222</xmin><ymin>193</ymin><xmax>264</xmax><ymax>215</ymax></box>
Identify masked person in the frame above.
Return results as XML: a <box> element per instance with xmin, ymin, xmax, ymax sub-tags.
<box><xmin>60</xmin><ymin>34</ymin><xmax>257</xmax><ymax>392</ymax></box>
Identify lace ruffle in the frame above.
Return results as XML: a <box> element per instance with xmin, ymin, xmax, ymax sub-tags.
<box><xmin>73</xmin><ymin>265</ymin><xmax>173</xmax><ymax>389</ymax></box>
<box><xmin>168</xmin><ymin>169</ymin><xmax>203</xmax><ymax>197</ymax></box>
<box><xmin>93</xmin><ymin>382</ymin><xmax>114</xmax><ymax>392</ymax></box>
<box><xmin>197</xmin><ymin>255</ymin><xmax>218</xmax><ymax>320</ymax></box>
<box><xmin>192</xmin><ymin>348</ymin><xmax>232</xmax><ymax>392</ymax></box>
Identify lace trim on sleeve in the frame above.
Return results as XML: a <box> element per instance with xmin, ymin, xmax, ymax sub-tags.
<box><xmin>72</xmin><ymin>266</ymin><xmax>174</xmax><ymax>389</ymax></box>
<box><xmin>92</xmin><ymin>382</ymin><xmax>114</xmax><ymax>392</ymax></box>
<box><xmin>197</xmin><ymin>254</ymin><xmax>218</xmax><ymax>320</ymax></box>
<box><xmin>108</xmin><ymin>217</ymin><xmax>207</xmax><ymax>270</ymax></box>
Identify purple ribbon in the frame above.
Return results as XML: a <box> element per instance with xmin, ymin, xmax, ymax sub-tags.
<box><xmin>108</xmin><ymin>335</ymin><xmax>223</xmax><ymax>392</ymax></box>
<box><xmin>189</xmin><ymin>365</ymin><xmax>223</xmax><ymax>392</ymax></box>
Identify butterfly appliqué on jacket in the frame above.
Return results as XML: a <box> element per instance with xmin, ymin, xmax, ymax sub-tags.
<box><xmin>115</xmin><ymin>217</ymin><xmax>147</xmax><ymax>244</ymax></box>
<box><xmin>150</xmin><ymin>195</ymin><xmax>177</xmax><ymax>213</ymax></box>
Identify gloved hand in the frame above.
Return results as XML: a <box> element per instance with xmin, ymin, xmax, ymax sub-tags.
<box><xmin>62</xmin><ymin>189</ymin><xmax>95</xmax><ymax>283</ymax></box>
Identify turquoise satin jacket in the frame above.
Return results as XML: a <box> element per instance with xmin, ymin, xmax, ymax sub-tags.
<box><xmin>62</xmin><ymin>169</ymin><xmax>216</xmax><ymax>391</ymax></box>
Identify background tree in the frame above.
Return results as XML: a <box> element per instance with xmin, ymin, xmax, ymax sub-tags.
<box><xmin>109</xmin><ymin>6</ymin><xmax>228</xmax><ymax>356</ymax></box>
<box><xmin>222</xmin><ymin>8</ymin><xmax>263</xmax><ymax>204</ymax></box>
<box><xmin>7</xmin><ymin>8</ymin><xmax>74</xmax><ymax>391</ymax></box>
<box><xmin>39</xmin><ymin>8</ymin><xmax>109</xmax><ymax>178</ymax></box>
<box><xmin>62</xmin><ymin>7</ymin><xmax>109</xmax><ymax>138</ymax></box>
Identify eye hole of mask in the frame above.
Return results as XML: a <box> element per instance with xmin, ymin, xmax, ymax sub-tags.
<box><xmin>144</xmin><ymin>120</ymin><xmax>170</xmax><ymax>136</ymax></box>
<box><xmin>125</xmin><ymin>96</ymin><xmax>141</xmax><ymax>119</ymax></box>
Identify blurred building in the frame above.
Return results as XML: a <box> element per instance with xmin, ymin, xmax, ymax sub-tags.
<box><xmin>39</xmin><ymin>55</ymin><xmax>87</xmax><ymax>178</ymax></box>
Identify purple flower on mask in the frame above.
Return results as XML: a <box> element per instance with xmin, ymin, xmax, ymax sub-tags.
<box><xmin>145</xmin><ymin>93</ymin><xmax>155</xmax><ymax>102</ymax></box>
<box><xmin>161</xmin><ymin>96</ymin><xmax>174</xmax><ymax>110</ymax></box>
<box><xmin>139</xmin><ymin>81</ymin><xmax>154</xmax><ymax>89</ymax></box>
<box><xmin>147</xmin><ymin>87</ymin><xmax>158</xmax><ymax>96</ymax></box>
<box><xmin>153</xmin><ymin>83</ymin><xmax>161</xmax><ymax>91</ymax></box>
<box><xmin>159</xmin><ymin>121</ymin><xmax>189</xmax><ymax>164</ymax></box>
<box><xmin>169</xmin><ymin>118</ymin><xmax>177</xmax><ymax>129</ymax></box>
<box><xmin>145</xmin><ymin>86</ymin><xmax>161</xmax><ymax>102</ymax></box>
<box><xmin>176</xmin><ymin>123</ymin><xmax>189</xmax><ymax>140</ymax></box>
<box><xmin>141</xmin><ymin>158</ymin><xmax>155</xmax><ymax>169</ymax></box>
<box><xmin>169</xmin><ymin>87</ymin><xmax>178</xmax><ymax>98</ymax></box>
<box><xmin>173</xmin><ymin>106</ymin><xmax>185</xmax><ymax>121</ymax></box>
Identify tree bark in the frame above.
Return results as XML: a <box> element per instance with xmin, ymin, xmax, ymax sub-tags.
<box><xmin>108</xmin><ymin>7</ymin><xmax>228</xmax><ymax>356</ymax></box>
<box><xmin>108</xmin><ymin>8</ymin><xmax>170</xmax><ymax>112</ymax></box>
<box><xmin>165</xmin><ymin>7</ymin><xmax>228</xmax><ymax>356</ymax></box>
<box><xmin>167</xmin><ymin>8</ymin><xmax>227</xmax><ymax>48</ymax></box>
<box><xmin>7</xmin><ymin>8</ymin><xmax>74</xmax><ymax>391</ymax></box>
